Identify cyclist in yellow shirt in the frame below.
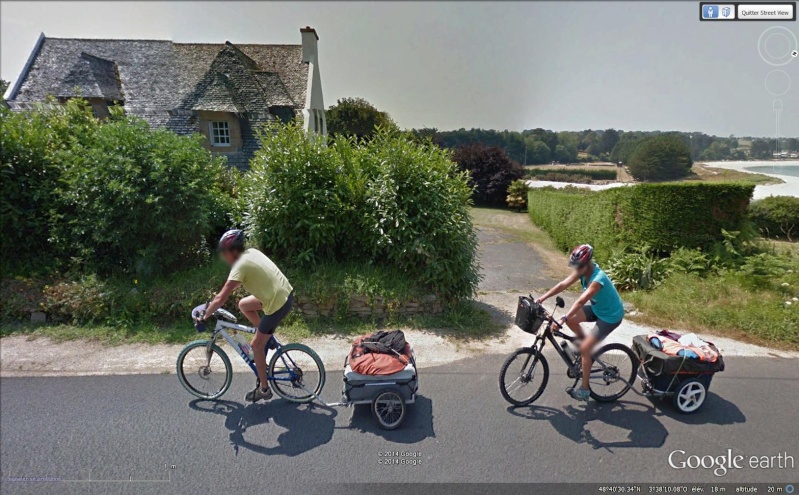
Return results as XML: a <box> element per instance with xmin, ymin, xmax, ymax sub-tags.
<box><xmin>197</xmin><ymin>230</ymin><xmax>294</xmax><ymax>402</ymax></box>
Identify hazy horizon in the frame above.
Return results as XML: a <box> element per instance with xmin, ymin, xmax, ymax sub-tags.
<box><xmin>2</xmin><ymin>1</ymin><xmax>797</xmax><ymax>137</ymax></box>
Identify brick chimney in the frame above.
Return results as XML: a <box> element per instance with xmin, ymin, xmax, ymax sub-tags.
<box><xmin>300</xmin><ymin>26</ymin><xmax>319</xmax><ymax>63</ymax></box>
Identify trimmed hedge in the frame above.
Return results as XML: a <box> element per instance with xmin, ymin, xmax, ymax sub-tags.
<box><xmin>525</xmin><ymin>167</ymin><xmax>617</xmax><ymax>181</ymax></box>
<box><xmin>528</xmin><ymin>183</ymin><xmax>755</xmax><ymax>255</ymax></box>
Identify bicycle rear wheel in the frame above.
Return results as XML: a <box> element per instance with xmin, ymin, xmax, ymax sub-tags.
<box><xmin>588</xmin><ymin>343</ymin><xmax>638</xmax><ymax>402</ymax></box>
<box><xmin>176</xmin><ymin>340</ymin><xmax>233</xmax><ymax>400</ymax></box>
<box><xmin>268</xmin><ymin>343</ymin><xmax>326</xmax><ymax>403</ymax></box>
<box><xmin>499</xmin><ymin>348</ymin><xmax>549</xmax><ymax>406</ymax></box>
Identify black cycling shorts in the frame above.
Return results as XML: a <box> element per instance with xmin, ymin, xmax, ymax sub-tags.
<box><xmin>582</xmin><ymin>304</ymin><xmax>622</xmax><ymax>341</ymax></box>
<box><xmin>257</xmin><ymin>292</ymin><xmax>294</xmax><ymax>335</ymax></box>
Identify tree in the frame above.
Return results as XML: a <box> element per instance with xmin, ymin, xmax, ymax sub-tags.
<box><xmin>610</xmin><ymin>134</ymin><xmax>644</xmax><ymax>164</ymax></box>
<box><xmin>451</xmin><ymin>144</ymin><xmax>523</xmax><ymax>206</ymax></box>
<box><xmin>785</xmin><ymin>138</ymin><xmax>799</xmax><ymax>152</ymax></box>
<box><xmin>750</xmin><ymin>139</ymin><xmax>775</xmax><ymax>159</ymax></box>
<box><xmin>600</xmin><ymin>128</ymin><xmax>620</xmax><ymax>155</ymax></box>
<box><xmin>0</xmin><ymin>79</ymin><xmax>9</xmax><ymax>102</ymax></box>
<box><xmin>627</xmin><ymin>135</ymin><xmax>693</xmax><ymax>181</ymax></box>
<box><xmin>326</xmin><ymin>97</ymin><xmax>397</xmax><ymax>140</ymax></box>
<box><xmin>698</xmin><ymin>141</ymin><xmax>732</xmax><ymax>161</ymax></box>
<box><xmin>524</xmin><ymin>138</ymin><xmax>551</xmax><ymax>164</ymax></box>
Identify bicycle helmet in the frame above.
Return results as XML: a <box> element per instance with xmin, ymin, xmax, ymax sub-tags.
<box><xmin>568</xmin><ymin>244</ymin><xmax>594</xmax><ymax>268</ymax></box>
<box><xmin>218</xmin><ymin>229</ymin><xmax>245</xmax><ymax>252</ymax></box>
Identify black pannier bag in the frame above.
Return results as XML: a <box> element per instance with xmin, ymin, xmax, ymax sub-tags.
<box><xmin>361</xmin><ymin>330</ymin><xmax>407</xmax><ymax>356</ymax></box>
<box><xmin>514</xmin><ymin>296</ymin><xmax>546</xmax><ymax>334</ymax></box>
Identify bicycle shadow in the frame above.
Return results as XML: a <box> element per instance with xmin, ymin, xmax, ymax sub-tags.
<box><xmin>189</xmin><ymin>398</ymin><xmax>336</xmax><ymax>456</ymax></box>
<box><xmin>347</xmin><ymin>395</ymin><xmax>435</xmax><ymax>443</ymax></box>
<box><xmin>508</xmin><ymin>400</ymin><xmax>668</xmax><ymax>451</ymax></box>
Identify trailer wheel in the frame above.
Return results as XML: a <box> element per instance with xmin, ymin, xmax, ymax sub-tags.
<box><xmin>672</xmin><ymin>378</ymin><xmax>706</xmax><ymax>414</ymax></box>
<box><xmin>372</xmin><ymin>389</ymin><xmax>406</xmax><ymax>430</ymax></box>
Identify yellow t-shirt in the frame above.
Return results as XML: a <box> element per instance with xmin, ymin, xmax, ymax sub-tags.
<box><xmin>228</xmin><ymin>248</ymin><xmax>293</xmax><ymax>315</ymax></box>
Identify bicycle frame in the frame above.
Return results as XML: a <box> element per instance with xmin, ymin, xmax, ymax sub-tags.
<box><xmin>205</xmin><ymin>319</ymin><xmax>300</xmax><ymax>383</ymax></box>
<box><xmin>525</xmin><ymin>315</ymin><xmax>616</xmax><ymax>384</ymax></box>
<box><xmin>529</xmin><ymin>322</ymin><xmax>581</xmax><ymax>375</ymax></box>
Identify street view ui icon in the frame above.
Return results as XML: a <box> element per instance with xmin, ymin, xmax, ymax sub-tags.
<box><xmin>703</xmin><ymin>5</ymin><xmax>719</xmax><ymax>18</ymax></box>
<box><xmin>722</xmin><ymin>6</ymin><xmax>732</xmax><ymax>18</ymax></box>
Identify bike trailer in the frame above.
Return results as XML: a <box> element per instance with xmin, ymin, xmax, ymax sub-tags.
<box><xmin>632</xmin><ymin>334</ymin><xmax>724</xmax><ymax>414</ymax></box>
<box><xmin>341</xmin><ymin>332</ymin><xmax>418</xmax><ymax>430</ymax></box>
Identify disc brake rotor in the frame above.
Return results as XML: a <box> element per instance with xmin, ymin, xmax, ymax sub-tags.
<box><xmin>198</xmin><ymin>366</ymin><xmax>212</xmax><ymax>380</ymax></box>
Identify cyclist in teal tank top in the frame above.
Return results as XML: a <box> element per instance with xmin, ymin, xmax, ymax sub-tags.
<box><xmin>536</xmin><ymin>244</ymin><xmax>625</xmax><ymax>402</ymax></box>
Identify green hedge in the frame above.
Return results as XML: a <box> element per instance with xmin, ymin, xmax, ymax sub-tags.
<box><xmin>528</xmin><ymin>183</ymin><xmax>755</xmax><ymax>256</ymax></box>
<box><xmin>1</xmin><ymin>101</ymin><xmax>230</xmax><ymax>277</ymax></box>
<box><xmin>525</xmin><ymin>167</ymin><xmax>617</xmax><ymax>181</ymax></box>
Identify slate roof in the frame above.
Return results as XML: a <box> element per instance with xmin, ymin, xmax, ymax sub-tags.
<box><xmin>9</xmin><ymin>37</ymin><xmax>309</xmax><ymax>112</ymax></box>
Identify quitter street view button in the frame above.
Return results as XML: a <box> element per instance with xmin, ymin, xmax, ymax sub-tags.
<box><xmin>738</xmin><ymin>3</ymin><xmax>795</xmax><ymax>20</ymax></box>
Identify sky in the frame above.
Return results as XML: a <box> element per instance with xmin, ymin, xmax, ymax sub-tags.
<box><xmin>1</xmin><ymin>1</ymin><xmax>798</xmax><ymax>137</ymax></box>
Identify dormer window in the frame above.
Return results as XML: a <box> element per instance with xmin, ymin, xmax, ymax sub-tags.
<box><xmin>209</xmin><ymin>121</ymin><xmax>231</xmax><ymax>147</ymax></box>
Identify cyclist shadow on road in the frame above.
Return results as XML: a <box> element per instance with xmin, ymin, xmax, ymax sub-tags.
<box><xmin>189</xmin><ymin>399</ymin><xmax>336</xmax><ymax>456</ymax></box>
<box><xmin>508</xmin><ymin>400</ymin><xmax>668</xmax><ymax>451</ymax></box>
<box><xmin>347</xmin><ymin>395</ymin><xmax>435</xmax><ymax>443</ymax></box>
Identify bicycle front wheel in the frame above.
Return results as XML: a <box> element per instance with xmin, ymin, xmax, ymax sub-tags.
<box><xmin>499</xmin><ymin>348</ymin><xmax>549</xmax><ymax>406</ymax></box>
<box><xmin>268</xmin><ymin>343</ymin><xmax>326</xmax><ymax>403</ymax></box>
<box><xmin>588</xmin><ymin>343</ymin><xmax>638</xmax><ymax>403</ymax></box>
<box><xmin>176</xmin><ymin>340</ymin><xmax>233</xmax><ymax>400</ymax></box>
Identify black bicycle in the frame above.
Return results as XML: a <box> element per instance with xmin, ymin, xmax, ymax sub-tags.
<box><xmin>499</xmin><ymin>295</ymin><xmax>638</xmax><ymax>406</ymax></box>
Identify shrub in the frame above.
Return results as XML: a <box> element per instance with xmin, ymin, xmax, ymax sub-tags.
<box><xmin>50</xmin><ymin>116</ymin><xmax>228</xmax><ymax>276</ymax></box>
<box><xmin>326</xmin><ymin>97</ymin><xmax>397</xmax><ymax>140</ymax></box>
<box><xmin>605</xmin><ymin>247</ymin><xmax>671</xmax><ymax>291</ymax></box>
<box><xmin>506</xmin><ymin>179</ymin><xmax>530</xmax><ymax>210</ymax></box>
<box><xmin>245</xmin><ymin>123</ymin><xmax>479</xmax><ymax>300</ymax></box>
<box><xmin>527</xmin><ymin>182</ymin><xmax>754</xmax><ymax>255</ymax></box>
<box><xmin>360</xmin><ymin>133</ymin><xmax>480</xmax><ymax>299</ymax></box>
<box><xmin>0</xmin><ymin>101</ymin><xmax>97</xmax><ymax>274</ymax></box>
<box><xmin>41</xmin><ymin>275</ymin><xmax>113</xmax><ymax>324</ymax></box>
<box><xmin>451</xmin><ymin>144</ymin><xmax>523</xmax><ymax>206</ymax></box>
<box><xmin>627</xmin><ymin>135</ymin><xmax>693</xmax><ymax>181</ymax></box>
<box><xmin>749</xmin><ymin>196</ymin><xmax>799</xmax><ymax>241</ymax></box>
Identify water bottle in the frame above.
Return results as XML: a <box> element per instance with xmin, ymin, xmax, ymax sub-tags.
<box><xmin>232</xmin><ymin>332</ymin><xmax>254</xmax><ymax>361</ymax></box>
<box><xmin>561</xmin><ymin>340</ymin><xmax>579</xmax><ymax>360</ymax></box>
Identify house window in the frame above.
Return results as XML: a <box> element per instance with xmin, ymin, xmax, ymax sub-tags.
<box><xmin>209</xmin><ymin>121</ymin><xmax>231</xmax><ymax>147</ymax></box>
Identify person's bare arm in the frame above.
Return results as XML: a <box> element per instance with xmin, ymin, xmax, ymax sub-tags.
<box><xmin>561</xmin><ymin>281</ymin><xmax>601</xmax><ymax>322</ymax></box>
<box><xmin>536</xmin><ymin>272</ymin><xmax>580</xmax><ymax>304</ymax></box>
<box><xmin>201</xmin><ymin>280</ymin><xmax>241</xmax><ymax>321</ymax></box>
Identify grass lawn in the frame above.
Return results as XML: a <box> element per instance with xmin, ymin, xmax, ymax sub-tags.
<box><xmin>686</xmin><ymin>164</ymin><xmax>783</xmax><ymax>185</ymax></box>
<box><xmin>626</xmin><ymin>269</ymin><xmax>799</xmax><ymax>351</ymax></box>
<box><xmin>0</xmin><ymin>299</ymin><xmax>500</xmax><ymax>346</ymax></box>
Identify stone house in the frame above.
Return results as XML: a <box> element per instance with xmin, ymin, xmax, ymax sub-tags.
<box><xmin>5</xmin><ymin>27</ymin><xmax>326</xmax><ymax>168</ymax></box>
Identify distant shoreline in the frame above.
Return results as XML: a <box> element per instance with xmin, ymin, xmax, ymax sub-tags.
<box><xmin>701</xmin><ymin>160</ymin><xmax>799</xmax><ymax>200</ymax></box>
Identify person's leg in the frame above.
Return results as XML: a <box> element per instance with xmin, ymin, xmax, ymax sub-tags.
<box><xmin>250</xmin><ymin>330</ymin><xmax>270</xmax><ymax>388</ymax></box>
<box><xmin>238</xmin><ymin>296</ymin><xmax>262</xmax><ymax>327</ymax></box>
<box><xmin>565</xmin><ymin>306</ymin><xmax>588</xmax><ymax>338</ymax></box>
<box><xmin>246</xmin><ymin>294</ymin><xmax>294</xmax><ymax>402</ymax></box>
<box><xmin>579</xmin><ymin>334</ymin><xmax>600</xmax><ymax>391</ymax></box>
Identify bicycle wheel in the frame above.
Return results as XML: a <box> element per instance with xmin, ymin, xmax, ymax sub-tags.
<box><xmin>499</xmin><ymin>348</ymin><xmax>549</xmax><ymax>406</ymax></box>
<box><xmin>268</xmin><ymin>343</ymin><xmax>326</xmax><ymax>403</ymax></box>
<box><xmin>588</xmin><ymin>343</ymin><xmax>638</xmax><ymax>403</ymax></box>
<box><xmin>176</xmin><ymin>340</ymin><xmax>233</xmax><ymax>400</ymax></box>
<box><xmin>372</xmin><ymin>389</ymin><xmax>406</xmax><ymax>430</ymax></box>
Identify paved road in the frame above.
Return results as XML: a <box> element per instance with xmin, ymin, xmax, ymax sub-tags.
<box><xmin>1</xmin><ymin>354</ymin><xmax>797</xmax><ymax>494</ymax></box>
